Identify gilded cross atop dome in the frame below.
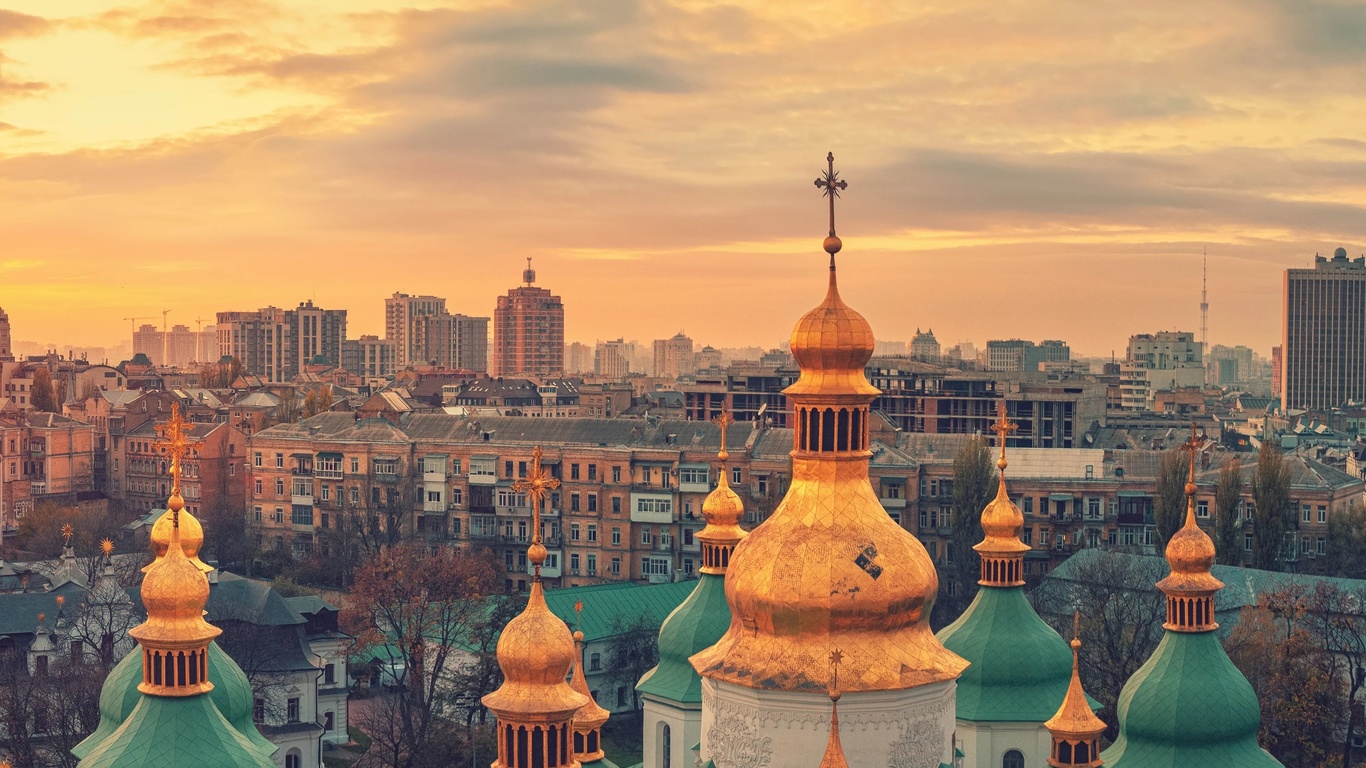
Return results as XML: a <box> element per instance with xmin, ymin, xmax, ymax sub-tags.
<box><xmin>1156</xmin><ymin>422</ymin><xmax>1222</xmax><ymax>631</ymax></box>
<box><xmin>713</xmin><ymin>409</ymin><xmax>734</xmax><ymax>461</ymax></box>
<box><xmin>154</xmin><ymin>403</ymin><xmax>202</xmax><ymax>503</ymax></box>
<box><xmin>511</xmin><ymin>446</ymin><xmax>559</xmax><ymax>579</ymax></box>
<box><xmin>813</xmin><ymin>151</ymin><xmax>849</xmax><ymax>260</ymax></box>
<box><xmin>990</xmin><ymin>403</ymin><xmax>1017</xmax><ymax>471</ymax></box>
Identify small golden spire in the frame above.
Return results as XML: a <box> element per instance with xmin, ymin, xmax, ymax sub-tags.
<box><xmin>1157</xmin><ymin>424</ymin><xmax>1222</xmax><ymax>632</ymax></box>
<box><xmin>511</xmin><ymin>446</ymin><xmax>560</xmax><ymax>582</ymax></box>
<box><xmin>975</xmin><ymin>402</ymin><xmax>1029</xmax><ymax>586</ymax></box>
<box><xmin>99</xmin><ymin>538</ymin><xmax>115</xmax><ymax>557</ymax></box>
<box><xmin>61</xmin><ymin>523</ymin><xmax>74</xmax><ymax>547</ymax></box>
<box><xmin>819</xmin><ymin>648</ymin><xmax>851</xmax><ymax>768</ymax></box>
<box><xmin>698</xmin><ymin>409</ymin><xmax>747</xmax><ymax>575</ymax></box>
<box><xmin>1045</xmin><ymin>613</ymin><xmax>1106</xmax><ymax>767</ymax></box>
<box><xmin>569</xmin><ymin>602</ymin><xmax>610</xmax><ymax>762</ymax></box>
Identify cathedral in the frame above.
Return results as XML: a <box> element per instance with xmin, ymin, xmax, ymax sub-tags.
<box><xmin>65</xmin><ymin>155</ymin><xmax>1288</xmax><ymax>768</ymax></box>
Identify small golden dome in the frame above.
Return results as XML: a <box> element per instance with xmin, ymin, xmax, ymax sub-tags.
<box><xmin>1158</xmin><ymin>499</ymin><xmax>1223</xmax><ymax>594</ymax></box>
<box><xmin>481</xmin><ymin>583</ymin><xmax>588</xmax><ymax>717</ymax></box>
<box><xmin>129</xmin><ymin>515</ymin><xmax>220</xmax><ymax>650</ymax></box>
<box><xmin>975</xmin><ymin>476</ymin><xmax>1031</xmax><ymax>558</ymax></box>
<box><xmin>1044</xmin><ymin>621</ymin><xmax>1106</xmax><ymax>741</ymax></box>
<box><xmin>702</xmin><ymin>473</ymin><xmax>744</xmax><ymax>529</ymax></box>
<box><xmin>785</xmin><ymin>267</ymin><xmax>880</xmax><ymax>398</ymax></box>
<box><xmin>148</xmin><ymin>500</ymin><xmax>212</xmax><ymax>573</ymax></box>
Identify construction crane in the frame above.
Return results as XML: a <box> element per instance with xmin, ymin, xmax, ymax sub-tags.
<box><xmin>161</xmin><ymin>309</ymin><xmax>171</xmax><ymax>367</ymax></box>
<box><xmin>122</xmin><ymin>316</ymin><xmax>154</xmax><ymax>335</ymax></box>
<box><xmin>195</xmin><ymin>317</ymin><xmax>207</xmax><ymax>332</ymax></box>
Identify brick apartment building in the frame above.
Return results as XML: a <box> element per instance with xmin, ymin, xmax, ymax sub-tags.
<box><xmin>0</xmin><ymin>411</ymin><xmax>96</xmax><ymax>530</ymax></box>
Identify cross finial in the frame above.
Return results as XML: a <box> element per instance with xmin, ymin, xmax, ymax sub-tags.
<box><xmin>828</xmin><ymin>647</ymin><xmax>844</xmax><ymax>695</ymax></box>
<box><xmin>813</xmin><ymin>151</ymin><xmax>849</xmax><ymax>265</ymax></box>
<box><xmin>154</xmin><ymin>403</ymin><xmax>202</xmax><ymax>506</ymax></box>
<box><xmin>990</xmin><ymin>402</ymin><xmax>1017</xmax><ymax>468</ymax></box>
<box><xmin>511</xmin><ymin>446</ymin><xmax>560</xmax><ymax>579</ymax></box>
<box><xmin>61</xmin><ymin>523</ymin><xmax>73</xmax><ymax>547</ymax></box>
<box><xmin>713</xmin><ymin>408</ymin><xmax>734</xmax><ymax>462</ymax></box>
<box><xmin>1180</xmin><ymin>422</ymin><xmax>1202</xmax><ymax>497</ymax></box>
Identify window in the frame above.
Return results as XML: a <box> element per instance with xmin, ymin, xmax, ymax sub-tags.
<box><xmin>427</xmin><ymin>490</ymin><xmax>441</xmax><ymax>504</ymax></box>
<box><xmin>350</xmin><ymin>487</ymin><xmax>359</xmax><ymax>504</ymax></box>
<box><xmin>1022</xmin><ymin>497</ymin><xmax>1033</xmax><ymax>514</ymax></box>
<box><xmin>255</xmin><ymin>479</ymin><xmax>263</xmax><ymax>495</ymax></box>
<box><xmin>286</xmin><ymin>751</ymin><xmax>301</xmax><ymax>768</ymax></box>
<box><xmin>1040</xmin><ymin>528</ymin><xmax>1051</xmax><ymax>546</ymax></box>
<box><xmin>324</xmin><ymin>663</ymin><xmax>335</xmax><ymax>684</ymax></box>
<box><xmin>612</xmin><ymin>466</ymin><xmax>622</xmax><ymax>483</ymax></box>
<box><xmin>587</xmin><ymin>524</ymin><xmax>598</xmax><ymax>542</ymax></box>
<box><xmin>588</xmin><ymin>494</ymin><xmax>598</xmax><ymax>512</ymax></box>
<box><xmin>617</xmin><ymin>686</ymin><xmax>628</xmax><ymax>707</ymax></box>
<box><xmin>275</xmin><ymin>453</ymin><xmax>284</xmax><ymax>468</ymax></box>
<box><xmin>612</xmin><ymin>496</ymin><xmax>622</xmax><ymax>514</ymax></box>
<box><xmin>1003</xmin><ymin>749</ymin><xmax>1025</xmax><ymax>768</ymax></box>
<box><xmin>612</xmin><ymin>527</ymin><xmax>622</xmax><ymax>545</ymax></box>
<box><xmin>1197</xmin><ymin>501</ymin><xmax>1209</xmax><ymax>519</ymax></box>
<box><xmin>451</xmin><ymin>487</ymin><xmax>462</xmax><ymax>505</ymax></box>
<box><xmin>321</xmin><ymin>485</ymin><xmax>330</xmax><ymax>501</ymax></box>
<box><xmin>1318</xmin><ymin>505</ymin><xmax>1327</xmax><ymax>523</ymax></box>
<box><xmin>254</xmin><ymin>452</ymin><xmax>262</xmax><ymax>467</ymax></box>
<box><xmin>254</xmin><ymin>506</ymin><xmax>262</xmax><ymax>523</ymax></box>
<box><xmin>1088</xmin><ymin>498</ymin><xmax>1101</xmax><ymax>519</ymax></box>
<box><xmin>374</xmin><ymin>458</ymin><xmax>398</xmax><ymax>476</ymax></box>
<box><xmin>662</xmin><ymin>723</ymin><xmax>672</xmax><ymax>768</ymax></box>
<box><xmin>1317</xmin><ymin>536</ymin><xmax>1326</xmax><ymax>555</ymax></box>
<box><xmin>253</xmin><ymin>698</ymin><xmax>265</xmax><ymax>724</ymax></box>
<box><xmin>292</xmin><ymin>506</ymin><xmax>312</xmax><ymax>525</ymax></box>
<box><xmin>610</xmin><ymin>556</ymin><xmax>620</xmax><ymax>575</ymax></box>
<box><xmin>350</xmin><ymin>456</ymin><xmax>359</xmax><ymax>473</ymax></box>
<box><xmin>518</xmin><ymin>461</ymin><xmax>527</xmax><ymax>477</ymax></box>
<box><xmin>452</xmin><ymin>458</ymin><xmax>462</xmax><ymax>474</ymax></box>
<box><xmin>570</xmin><ymin>523</ymin><xmax>581</xmax><ymax>541</ymax></box>
<box><xmin>323</xmin><ymin>711</ymin><xmax>334</xmax><ymax>731</ymax></box>
<box><xmin>590</xmin><ymin>653</ymin><xmax>601</xmax><ymax>671</ymax></box>
<box><xmin>1244</xmin><ymin>534</ymin><xmax>1253</xmax><ymax>551</ymax></box>
<box><xmin>571</xmin><ymin>463</ymin><xmax>580</xmax><ymax>480</ymax></box>
<box><xmin>570</xmin><ymin>553</ymin><xmax>580</xmax><ymax>571</ymax></box>
<box><xmin>1022</xmin><ymin>527</ymin><xmax>1033</xmax><ymax>545</ymax></box>
<box><xmin>588</xmin><ymin>464</ymin><xmax>597</xmax><ymax>480</ymax></box>
<box><xmin>732</xmin><ymin>467</ymin><xmax>742</xmax><ymax>484</ymax></box>
<box><xmin>679</xmin><ymin>467</ymin><xmax>708</xmax><ymax>485</ymax></box>
<box><xmin>1301</xmin><ymin>537</ymin><xmax>1311</xmax><ymax>554</ymax></box>
<box><xmin>1303</xmin><ymin>504</ymin><xmax>1312</xmax><ymax>523</ymax></box>
<box><xmin>641</xmin><ymin>528</ymin><xmax>652</xmax><ymax>544</ymax></box>
<box><xmin>571</xmin><ymin>493</ymin><xmax>580</xmax><ymax>512</ymax></box>
<box><xmin>588</xmin><ymin>554</ymin><xmax>598</xmax><ymax>575</ymax></box>
<box><xmin>275</xmin><ymin>478</ymin><xmax>285</xmax><ymax>496</ymax></box>
<box><xmin>683</xmin><ymin>528</ymin><xmax>694</xmax><ymax>546</ymax></box>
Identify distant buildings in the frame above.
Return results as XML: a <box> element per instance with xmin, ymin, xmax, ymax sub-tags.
<box><xmin>1283</xmin><ymin>247</ymin><xmax>1366</xmax><ymax>410</ymax></box>
<box><xmin>1119</xmin><ymin>331</ymin><xmax>1204</xmax><ymax>411</ymax></box>
<box><xmin>342</xmin><ymin>335</ymin><xmax>397</xmax><ymax>381</ymax></box>
<box><xmin>595</xmin><ymin>339</ymin><xmax>631</xmax><ymax>379</ymax></box>
<box><xmin>910</xmin><ymin>328</ymin><xmax>941</xmax><ymax>361</ymax></box>
<box><xmin>0</xmin><ymin>410</ymin><xmax>96</xmax><ymax>529</ymax></box>
<box><xmin>986</xmin><ymin>339</ymin><xmax>1070</xmax><ymax>372</ymax></box>
<box><xmin>216</xmin><ymin>301</ymin><xmax>348</xmax><ymax>383</ymax></box>
<box><xmin>493</xmin><ymin>259</ymin><xmax>564</xmax><ymax>377</ymax></box>
<box><xmin>385</xmin><ymin>292</ymin><xmax>446</xmax><ymax>369</ymax></box>
<box><xmin>384</xmin><ymin>293</ymin><xmax>489</xmax><ymax>372</ymax></box>
<box><xmin>565</xmin><ymin>342</ymin><xmax>594</xmax><ymax>374</ymax></box>
<box><xmin>0</xmin><ymin>307</ymin><xmax>10</xmax><ymax>361</ymax></box>
<box><xmin>652</xmin><ymin>332</ymin><xmax>694</xmax><ymax>379</ymax></box>
<box><xmin>132</xmin><ymin>324</ymin><xmax>162</xmax><ymax>366</ymax></box>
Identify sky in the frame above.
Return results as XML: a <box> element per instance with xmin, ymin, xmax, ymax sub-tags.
<box><xmin>2</xmin><ymin>0</ymin><xmax>1365</xmax><ymax>358</ymax></box>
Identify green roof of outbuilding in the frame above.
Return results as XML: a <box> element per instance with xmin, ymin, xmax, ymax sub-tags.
<box><xmin>76</xmin><ymin>692</ymin><xmax>275</xmax><ymax>768</ymax></box>
<box><xmin>1102</xmin><ymin>630</ymin><xmax>1282</xmax><ymax>768</ymax></box>
<box><xmin>542</xmin><ymin>580</ymin><xmax>699</xmax><ymax>643</ymax></box>
<box><xmin>936</xmin><ymin>586</ymin><xmax>1079</xmax><ymax>721</ymax></box>
<box><xmin>73</xmin><ymin>642</ymin><xmax>275</xmax><ymax>761</ymax></box>
<box><xmin>636</xmin><ymin>573</ymin><xmax>730</xmax><ymax>703</ymax></box>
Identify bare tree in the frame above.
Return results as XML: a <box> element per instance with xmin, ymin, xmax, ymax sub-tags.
<box><xmin>940</xmin><ymin>435</ymin><xmax>996</xmax><ymax>625</ymax></box>
<box><xmin>1251</xmin><ymin>445</ymin><xmax>1294</xmax><ymax>571</ymax></box>
<box><xmin>1214</xmin><ymin>457</ymin><xmax>1244</xmax><ymax>566</ymax></box>
<box><xmin>1152</xmin><ymin>448</ymin><xmax>1187</xmax><ymax>552</ymax></box>
<box><xmin>605</xmin><ymin>613</ymin><xmax>660</xmax><ymax>712</ymax></box>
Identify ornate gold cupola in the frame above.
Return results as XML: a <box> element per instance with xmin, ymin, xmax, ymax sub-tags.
<box><xmin>1045</xmin><ymin>615</ymin><xmax>1107</xmax><ymax>767</ymax></box>
<box><xmin>698</xmin><ymin>410</ymin><xmax>748</xmax><ymax>575</ymax></box>
<box><xmin>976</xmin><ymin>404</ymin><xmax>1030</xmax><ymax>587</ymax></box>
<box><xmin>482</xmin><ymin>447</ymin><xmax>588</xmax><ymax>768</ymax></box>
<box><xmin>692</xmin><ymin>152</ymin><xmax>967</xmax><ymax>693</ymax></box>
<box><xmin>568</xmin><ymin>602</ymin><xmax>610</xmax><ymax>763</ymax></box>
<box><xmin>128</xmin><ymin>403</ymin><xmax>220</xmax><ymax>697</ymax></box>
<box><xmin>1156</xmin><ymin>425</ymin><xmax>1223</xmax><ymax>633</ymax></box>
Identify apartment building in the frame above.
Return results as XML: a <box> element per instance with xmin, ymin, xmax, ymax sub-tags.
<box><xmin>217</xmin><ymin>302</ymin><xmax>348</xmax><ymax>383</ymax></box>
<box><xmin>0</xmin><ymin>411</ymin><xmax>96</xmax><ymax>530</ymax></box>
<box><xmin>119</xmin><ymin>419</ymin><xmax>247</xmax><ymax>516</ymax></box>
<box><xmin>492</xmin><ymin>260</ymin><xmax>564</xmax><ymax>377</ymax></box>
<box><xmin>1283</xmin><ymin>247</ymin><xmax>1366</xmax><ymax>410</ymax></box>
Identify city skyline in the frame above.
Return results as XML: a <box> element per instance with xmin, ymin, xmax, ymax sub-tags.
<box><xmin>4</xmin><ymin>1</ymin><xmax>1366</xmax><ymax>354</ymax></box>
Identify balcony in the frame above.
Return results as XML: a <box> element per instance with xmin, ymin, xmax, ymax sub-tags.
<box><xmin>291</xmin><ymin>494</ymin><xmax>314</xmax><ymax>506</ymax></box>
<box><xmin>468</xmin><ymin>471</ymin><xmax>498</xmax><ymax>486</ymax></box>
<box><xmin>291</xmin><ymin>467</ymin><xmax>313</xmax><ymax>477</ymax></box>
<box><xmin>423</xmin><ymin>470</ymin><xmax>447</xmax><ymax>484</ymax></box>
<box><xmin>315</xmin><ymin>468</ymin><xmax>343</xmax><ymax>480</ymax></box>
<box><xmin>880</xmin><ymin>497</ymin><xmax>907</xmax><ymax>510</ymax></box>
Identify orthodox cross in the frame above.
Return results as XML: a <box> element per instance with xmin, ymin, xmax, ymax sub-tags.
<box><xmin>511</xmin><ymin>446</ymin><xmax>560</xmax><ymax>547</ymax></box>
<box><xmin>1180</xmin><ymin>423</ymin><xmax>1202</xmax><ymax>488</ymax></box>
<box><xmin>154</xmin><ymin>403</ymin><xmax>203</xmax><ymax>509</ymax></box>
<box><xmin>990</xmin><ymin>403</ymin><xmax>1017</xmax><ymax>463</ymax></box>
<box><xmin>713</xmin><ymin>408</ymin><xmax>734</xmax><ymax>463</ymax></box>
<box><xmin>828</xmin><ymin>647</ymin><xmax>844</xmax><ymax>694</ymax></box>
<box><xmin>813</xmin><ymin>152</ymin><xmax>848</xmax><ymax>238</ymax></box>
<box><xmin>574</xmin><ymin>600</ymin><xmax>584</xmax><ymax>632</ymax></box>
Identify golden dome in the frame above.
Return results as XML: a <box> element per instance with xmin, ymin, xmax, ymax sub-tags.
<box><xmin>481</xmin><ymin>582</ymin><xmax>588</xmax><ymax>717</ymax></box>
<box><xmin>1157</xmin><ymin>497</ymin><xmax>1223</xmax><ymax>595</ymax></box>
<box><xmin>975</xmin><ymin>475</ymin><xmax>1030</xmax><ymax>558</ymax></box>
<box><xmin>701</xmin><ymin>471</ymin><xmax>744</xmax><ymax>529</ymax></box>
<box><xmin>129</xmin><ymin>509</ymin><xmax>221</xmax><ymax>655</ymax></box>
<box><xmin>784</xmin><ymin>266</ymin><xmax>880</xmax><ymax>399</ymax></box>
<box><xmin>697</xmin><ymin>414</ymin><xmax>748</xmax><ymax>576</ymax></box>
<box><xmin>1045</xmin><ymin>631</ymin><xmax>1106</xmax><ymax>740</ymax></box>
<box><xmin>692</xmin><ymin>248</ymin><xmax>966</xmax><ymax>692</ymax></box>
<box><xmin>148</xmin><ymin>501</ymin><xmax>213</xmax><ymax>573</ymax></box>
<box><xmin>570</xmin><ymin>629</ymin><xmax>609</xmax><ymax>736</ymax></box>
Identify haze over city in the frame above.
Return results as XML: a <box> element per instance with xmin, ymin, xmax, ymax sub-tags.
<box><xmin>5</xmin><ymin>0</ymin><xmax>1366</xmax><ymax>354</ymax></box>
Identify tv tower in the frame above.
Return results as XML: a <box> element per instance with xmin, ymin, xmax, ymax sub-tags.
<box><xmin>1200</xmin><ymin>247</ymin><xmax>1209</xmax><ymax>378</ymax></box>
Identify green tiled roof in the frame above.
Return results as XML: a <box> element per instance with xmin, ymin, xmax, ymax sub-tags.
<box><xmin>76</xmin><ymin>693</ymin><xmax>275</xmax><ymax>768</ymax></box>
<box><xmin>637</xmin><ymin>573</ymin><xmax>731</xmax><ymax>703</ymax></box>
<box><xmin>543</xmin><ymin>580</ymin><xmax>698</xmax><ymax>643</ymax></box>
<box><xmin>936</xmin><ymin>586</ymin><xmax>1077</xmax><ymax>721</ymax></box>
<box><xmin>73</xmin><ymin>642</ymin><xmax>274</xmax><ymax>761</ymax></box>
<box><xmin>1102</xmin><ymin>630</ymin><xmax>1282</xmax><ymax>768</ymax></box>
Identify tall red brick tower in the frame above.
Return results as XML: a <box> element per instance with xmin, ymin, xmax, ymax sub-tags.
<box><xmin>493</xmin><ymin>259</ymin><xmax>564</xmax><ymax>377</ymax></box>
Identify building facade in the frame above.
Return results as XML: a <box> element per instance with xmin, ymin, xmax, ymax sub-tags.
<box><xmin>217</xmin><ymin>302</ymin><xmax>347</xmax><ymax>383</ymax></box>
<box><xmin>652</xmin><ymin>333</ymin><xmax>694</xmax><ymax>380</ymax></box>
<box><xmin>492</xmin><ymin>260</ymin><xmax>564</xmax><ymax>377</ymax></box>
<box><xmin>1283</xmin><ymin>247</ymin><xmax>1366</xmax><ymax>410</ymax></box>
<box><xmin>594</xmin><ymin>339</ymin><xmax>631</xmax><ymax>379</ymax></box>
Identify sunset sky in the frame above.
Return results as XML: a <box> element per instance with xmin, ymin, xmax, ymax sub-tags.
<box><xmin>2</xmin><ymin>0</ymin><xmax>1365</xmax><ymax>357</ymax></box>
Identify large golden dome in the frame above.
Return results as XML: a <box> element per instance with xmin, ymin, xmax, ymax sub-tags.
<box><xmin>692</xmin><ymin>259</ymin><xmax>966</xmax><ymax>692</ymax></box>
<box><xmin>482</xmin><ymin>582</ymin><xmax>587</xmax><ymax>716</ymax></box>
<box><xmin>1158</xmin><ymin>497</ymin><xmax>1223</xmax><ymax>595</ymax></box>
<box><xmin>976</xmin><ymin>457</ymin><xmax>1030</xmax><ymax>560</ymax></box>
<box><xmin>129</xmin><ymin>501</ymin><xmax>221</xmax><ymax>657</ymax></box>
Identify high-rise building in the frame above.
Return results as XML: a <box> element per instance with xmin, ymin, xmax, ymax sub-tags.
<box><xmin>166</xmin><ymin>324</ymin><xmax>197</xmax><ymax>367</ymax></box>
<box><xmin>385</xmin><ymin>292</ymin><xmax>446</xmax><ymax>369</ymax></box>
<box><xmin>0</xmin><ymin>307</ymin><xmax>11</xmax><ymax>361</ymax></box>
<box><xmin>443</xmin><ymin>314</ymin><xmax>489</xmax><ymax>372</ymax></box>
<box><xmin>1271</xmin><ymin>345</ymin><xmax>1282</xmax><ymax>398</ymax></box>
<box><xmin>1283</xmin><ymin>247</ymin><xmax>1366</xmax><ymax>410</ymax></box>
<box><xmin>652</xmin><ymin>332</ymin><xmax>694</xmax><ymax>379</ymax></box>
<box><xmin>910</xmin><ymin>328</ymin><xmax>940</xmax><ymax>361</ymax></box>
<box><xmin>1119</xmin><ymin>331</ymin><xmax>1204</xmax><ymax>411</ymax></box>
<box><xmin>342</xmin><ymin>335</ymin><xmax>397</xmax><ymax>379</ymax></box>
<box><xmin>198</xmin><ymin>324</ymin><xmax>218</xmax><ymax>364</ymax></box>
<box><xmin>132</xmin><ymin>324</ymin><xmax>163</xmax><ymax>366</ymax></box>
<box><xmin>493</xmin><ymin>259</ymin><xmax>564</xmax><ymax>376</ymax></box>
<box><xmin>566</xmin><ymin>342</ymin><xmax>594</xmax><ymax>374</ymax></box>
<box><xmin>216</xmin><ymin>302</ymin><xmax>347</xmax><ymax>382</ymax></box>
<box><xmin>594</xmin><ymin>338</ymin><xmax>631</xmax><ymax>378</ymax></box>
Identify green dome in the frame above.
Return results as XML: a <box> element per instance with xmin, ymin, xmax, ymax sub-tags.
<box><xmin>209</xmin><ymin>642</ymin><xmax>277</xmax><ymax>757</ymax></box>
<box><xmin>935</xmin><ymin>586</ymin><xmax>1075</xmax><ymax>721</ymax></box>
<box><xmin>72</xmin><ymin>643</ymin><xmax>274</xmax><ymax>761</ymax></box>
<box><xmin>73</xmin><ymin>651</ymin><xmax>143</xmax><ymax>758</ymax></box>
<box><xmin>638</xmin><ymin>573</ymin><xmax>730</xmax><ymax>704</ymax></box>
<box><xmin>1102</xmin><ymin>631</ymin><xmax>1282</xmax><ymax>768</ymax></box>
<box><xmin>77</xmin><ymin>692</ymin><xmax>276</xmax><ymax>768</ymax></box>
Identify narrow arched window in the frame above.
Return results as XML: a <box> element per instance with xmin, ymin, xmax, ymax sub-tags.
<box><xmin>1003</xmin><ymin>750</ymin><xmax>1025</xmax><ymax>768</ymax></box>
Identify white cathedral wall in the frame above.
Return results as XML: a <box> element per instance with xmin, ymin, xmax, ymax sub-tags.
<box><xmin>699</xmin><ymin>677</ymin><xmax>957</xmax><ymax>768</ymax></box>
<box><xmin>953</xmin><ymin>720</ymin><xmax>1051</xmax><ymax>768</ymax></box>
<box><xmin>641</xmin><ymin>695</ymin><xmax>699</xmax><ymax>768</ymax></box>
